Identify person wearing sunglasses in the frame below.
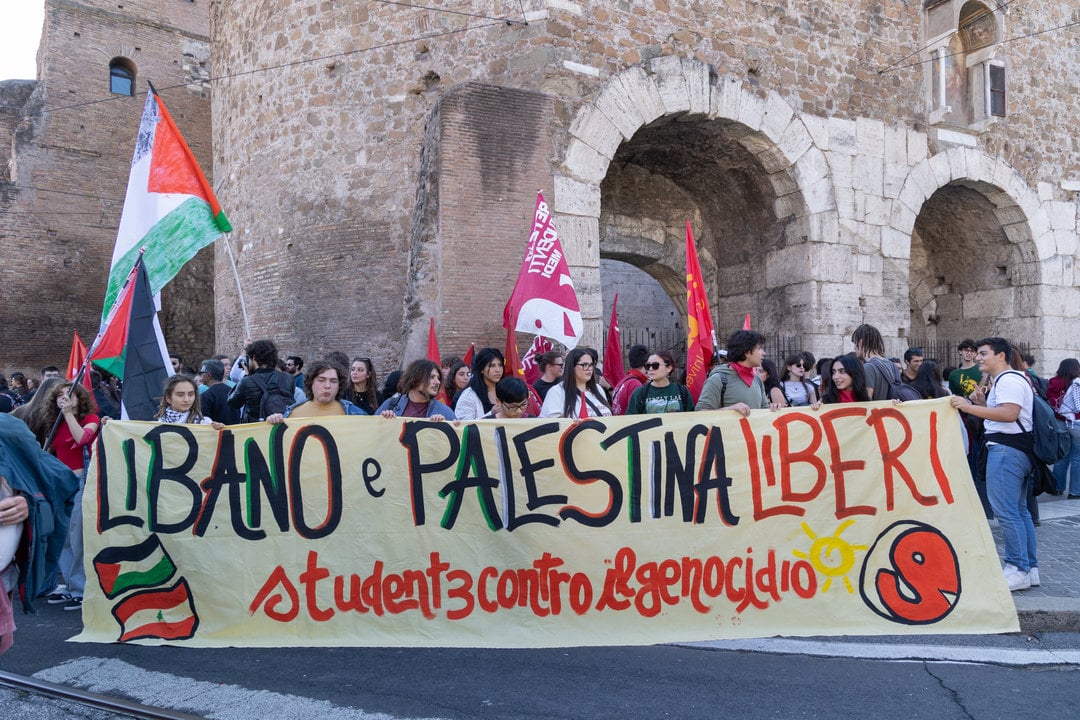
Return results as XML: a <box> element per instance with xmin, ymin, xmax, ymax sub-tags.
<box><xmin>540</xmin><ymin>347</ymin><xmax>612</xmax><ymax>418</ymax></box>
<box><xmin>626</xmin><ymin>351</ymin><xmax>694</xmax><ymax>414</ymax></box>
<box><xmin>781</xmin><ymin>354</ymin><xmax>819</xmax><ymax>407</ymax></box>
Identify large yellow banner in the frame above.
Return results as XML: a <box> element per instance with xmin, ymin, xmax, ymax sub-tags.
<box><xmin>74</xmin><ymin>398</ymin><xmax>1017</xmax><ymax>647</ymax></box>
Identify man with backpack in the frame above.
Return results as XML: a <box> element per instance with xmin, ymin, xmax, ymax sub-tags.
<box><xmin>951</xmin><ymin>337</ymin><xmax>1039</xmax><ymax>592</ymax></box>
<box><xmin>226</xmin><ymin>339</ymin><xmax>295</xmax><ymax>422</ymax></box>
<box><xmin>852</xmin><ymin>324</ymin><xmax>921</xmax><ymax>402</ymax></box>
<box><xmin>611</xmin><ymin>345</ymin><xmax>649</xmax><ymax>415</ymax></box>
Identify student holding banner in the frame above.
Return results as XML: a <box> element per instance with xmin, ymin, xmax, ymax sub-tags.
<box><xmin>951</xmin><ymin>337</ymin><xmax>1039</xmax><ymax>592</ymax></box>
<box><xmin>540</xmin><ymin>348</ymin><xmax>612</xmax><ymax>418</ymax></box>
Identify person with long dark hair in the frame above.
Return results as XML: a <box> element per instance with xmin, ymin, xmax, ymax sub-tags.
<box><xmin>821</xmin><ymin>355</ymin><xmax>870</xmax><ymax>404</ymax></box>
<box><xmin>540</xmin><ymin>347</ymin><xmax>611</xmax><ymax>418</ymax></box>
<box><xmin>345</xmin><ymin>357</ymin><xmax>379</xmax><ymax>415</ymax></box>
<box><xmin>455</xmin><ymin>348</ymin><xmax>504</xmax><ymax>420</ymax></box>
<box><xmin>760</xmin><ymin>358</ymin><xmax>788</xmax><ymax>408</ymax></box>
<box><xmin>781</xmin><ymin>354</ymin><xmax>818</xmax><ymax>406</ymax></box>
<box><xmin>446</xmin><ymin>361</ymin><xmax>471</xmax><ymax>408</ymax></box>
<box><xmin>909</xmin><ymin>360</ymin><xmax>948</xmax><ymax>399</ymax></box>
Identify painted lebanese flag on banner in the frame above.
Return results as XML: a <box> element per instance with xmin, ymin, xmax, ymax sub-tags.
<box><xmin>102</xmin><ymin>88</ymin><xmax>231</xmax><ymax>317</ymax></box>
<box><xmin>503</xmin><ymin>192</ymin><xmax>583</xmax><ymax>349</ymax></box>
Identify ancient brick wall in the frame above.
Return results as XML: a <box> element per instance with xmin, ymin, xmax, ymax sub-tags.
<box><xmin>209</xmin><ymin>0</ymin><xmax>1080</xmax><ymax>375</ymax></box>
<box><xmin>0</xmin><ymin>0</ymin><xmax>215</xmax><ymax>376</ymax></box>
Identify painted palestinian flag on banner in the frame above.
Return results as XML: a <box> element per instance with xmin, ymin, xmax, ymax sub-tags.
<box><xmin>102</xmin><ymin>88</ymin><xmax>231</xmax><ymax>318</ymax></box>
<box><xmin>503</xmin><ymin>192</ymin><xmax>583</xmax><ymax>349</ymax></box>
<box><xmin>93</xmin><ymin>535</ymin><xmax>178</xmax><ymax>599</ymax></box>
<box><xmin>111</xmin><ymin>578</ymin><xmax>199</xmax><ymax>643</ymax></box>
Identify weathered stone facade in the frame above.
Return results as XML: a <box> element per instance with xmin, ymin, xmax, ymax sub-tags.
<box><xmin>212</xmin><ymin>0</ymin><xmax>1080</xmax><ymax>374</ymax></box>
<box><xmin>0</xmin><ymin>0</ymin><xmax>214</xmax><ymax>375</ymax></box>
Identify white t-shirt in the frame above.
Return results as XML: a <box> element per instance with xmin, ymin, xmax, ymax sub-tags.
<box><xmin>540</xmin><ymin>385</ymin><xmax>612</xmax><ymax>418</ymax></box>
<box><xmin>985</xmin><ymin>370</ymin><xmax>1033</xmax><ymax>435</ymax></box>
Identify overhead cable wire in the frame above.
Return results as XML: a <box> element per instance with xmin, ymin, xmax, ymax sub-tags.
<box><xmin>370</xmin><ymin>0</ymin><xmax>525</xmax><ymax>24</ymax></box>
<box><xmin>25</xmin><ymin>19</ymin><xmax>510</xmax><ymax>118</ymax></box>
<box><xmin>878</xmin><ymin>16</ymin><xmax>1080</xmax><ymax>74</ymax></box>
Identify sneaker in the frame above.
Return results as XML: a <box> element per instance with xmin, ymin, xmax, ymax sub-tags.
<box><xmin>1029</xmin><ymin>567</ymin><xmax>1041</xmax><ymax>587</ymax></box>
<box><xmin>62</xmin><ymin>596</ymin><xmax>83</xmax><ymax>611</ymax></box>
<box><xmin>47</xmin><ymin>591</ymin><xmax>72</xmax><ymax>605</ymax></box>
<box><xmin>1003</xmin><ymin>566</ymin><xmax>1031</xmax><ymax>592</ymax></box>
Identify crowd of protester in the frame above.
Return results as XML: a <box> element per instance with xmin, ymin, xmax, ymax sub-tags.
<box><xmin>0</xmin><ymin>323</ymin><xmax>1076</xmax><ymax>653</ymax></box>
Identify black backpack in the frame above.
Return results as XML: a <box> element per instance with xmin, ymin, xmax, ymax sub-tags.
<box><xmin>868</xmin><ymin>357</ymin><xmax>922</xmax><ymax>402</ymax></box>
<box><xmin>251</xmin><ymin>371</ymin><xmax>293</xmax><ymax>421</ymax></box>
<box><xmin>1000</xmin><ymin>370</ymin><xmax>1072</xmax><ymax>465</ymax></box>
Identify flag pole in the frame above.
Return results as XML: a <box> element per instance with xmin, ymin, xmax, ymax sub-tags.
<box><xmin>221</xmin><ymin>232</ymin><xmax>251</xmax><ymax>339</ymax></box>
<box><xmin>43</xmin><ymin>251</ymin><xmax>146</xmax><ymax>451</ymax></box>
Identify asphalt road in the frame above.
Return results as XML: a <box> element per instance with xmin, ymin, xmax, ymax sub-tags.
<box><xmin>2</xmin><ymin>603</ymin><xmax>1079</xmax><ymax>719</ymax></box>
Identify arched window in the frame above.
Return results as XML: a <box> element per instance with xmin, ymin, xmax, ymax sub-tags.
<box><xmin>109</xmin><ymin>58</ymin><xmax>136</xmax><ymax>96</ymax></box>
<box><xmin>923</xmin><ymin>1</ymin><xmax>1004</xmax><ymax>130</ymax></box>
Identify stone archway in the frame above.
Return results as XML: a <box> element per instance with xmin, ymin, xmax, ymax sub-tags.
<box><xmin>892</xmin><ymin>148</ymin><xmax>1048</xmax><ymax>345</ymax></box>
<box><xmin>555</xmin><ymin>57</ymin><xmax>834</xmax><ymax>348</ymax></box>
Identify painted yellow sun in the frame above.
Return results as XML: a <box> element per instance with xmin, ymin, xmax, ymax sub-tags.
<box><xmin>792</xmin><ymin>519</ymin><xmax>869</xmax><ymax>594</ymax></box>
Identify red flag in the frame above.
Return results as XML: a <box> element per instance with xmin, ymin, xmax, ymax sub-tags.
<box><xmin>521</xmin><ymin>335</ymin><xmax>553</xmax><ymax>386</ymax></box>
<box><xmin>462</xmin><ymin>343</ymin><xmax>475</xmax><ymax>367</ymax></box>
<box><xmin>685</xmin><ymin>221</ymin><xmax>715</xmax><ymax>401</ymax></box>
<box><xmin>505</xmin><ymin>324</ymin><xmax>525</xmax><ymax>383</ymax></box>
<box><xmin>427</xmin><ymin>318</ymin><xmax>448</xmax><ymax>404</ymax></box>
<box><xmin>503</xmin><ymin>191</ymin><xmax>583</xmax><ymax>349</ymax></box>
<box><xmin>743</xmin><ymin>312</ymin><xmax>751</xmax><ymax>330</ymax></box>
<box><xmin>67</xmin><ymin>332</ymin><xmax>92</xmax><ymax>389</ymax></box>
<box><xmin>603</xmin><ymin>294</ymin><xmax>625</xmax><ymax>387</ymax></box>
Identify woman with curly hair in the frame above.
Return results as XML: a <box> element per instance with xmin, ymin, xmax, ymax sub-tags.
<box><xmin>42</xmin><ymin>381</ymin><xmax>100</xmax><ymax>611</ymax></box>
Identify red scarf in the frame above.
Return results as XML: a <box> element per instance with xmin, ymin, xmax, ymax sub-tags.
<box><xmin>838</xmin><ymin>389</ymin><xmax>855</xmax><ymax>403</ymax></box>
<box><xmin>732</xmin><ymin>363</ymin><xmax>756</xmax><ymax>387</ymax></box>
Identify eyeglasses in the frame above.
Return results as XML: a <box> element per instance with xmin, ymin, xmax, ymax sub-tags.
<box><xmin>645</xmin><ymin>362</ymin><xmax>665</xmax><ymax>371</ymax></box>
<box><xmin>552</xmin><ymin>362</ymin><xmax>564</xmax><ymax>367</ymax></box>
<box><xmin>502</xmin><ymin>399</ymin><xmax>529</xmax><ymax>412</ymax></box>
<box><xmin>576</xmin><ymin>362</ymin><xmax>595</xmax><ymax>369</ymax></box>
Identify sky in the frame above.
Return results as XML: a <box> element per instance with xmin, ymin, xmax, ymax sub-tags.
<box><xmin>0</xmin><ymin>0</ymin><xmax>45</xmax><ymax>81</ymax></box>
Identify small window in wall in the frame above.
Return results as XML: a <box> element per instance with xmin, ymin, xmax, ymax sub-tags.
<box><xmin>988</xmin><ymin>63</ymin><xmax>1005</xmax><ymax>117</ymax></box>
<box><xmin>109</xmin><ymin>58</ymin><xmax>135</xmax><ymax>96</ymax></box>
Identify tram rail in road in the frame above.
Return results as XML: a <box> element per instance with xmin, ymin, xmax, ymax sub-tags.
<box><xmin>0</xmin><ymin>669</ymin><xmax>203</xmax><ymax>720</ymax></box>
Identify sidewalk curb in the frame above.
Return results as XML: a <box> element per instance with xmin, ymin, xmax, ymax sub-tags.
<box><xmin>1015</xmin><ymin>596</ymin><xmax>1080</xmax><ymax>633</ymax></box>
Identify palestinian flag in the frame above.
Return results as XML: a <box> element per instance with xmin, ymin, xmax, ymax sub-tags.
<box><xmin>102</xmin><ymin>87</ymin><xmax>230</xmax><ymax>318</ymax></box>
<box><xmin>89</xmin><ymin>257</ymin><xmax>173</xmax><ymax>420</ymax></box>
<box><xmin>93</xmin><ymin>535</ymin><xmax>178</xmax><ymax>599</ymax></box>
<box><xmin>112</xmin><ymin>578</ymin><xmax>199</xmax><ymax>643</ymax></box>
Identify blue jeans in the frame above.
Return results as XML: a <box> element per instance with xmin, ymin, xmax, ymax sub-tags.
<box><xmin>1052</xmin><ymin>423</ymin><xmax>1080</xmax><ymax>494</ymax></box>
<box><xmin>986</xmin><ymin>444</ymin><xmax>1037</xmax><ymax>572</ymax></box>
<box><xmin>58</xmin><ymin>474</ymin><xmax>86</xmax><ymax>597</ymax></box>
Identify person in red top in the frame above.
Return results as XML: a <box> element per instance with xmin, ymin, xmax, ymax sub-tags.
<box><xmin>42</xmin><ymin>382</ymin><xmax>99</xmax><ymax>611</ymax></box>
<box><xmin>610</xmin><ymin>345</ymin><xmax>649</xmax><ymax>415</ymax></box>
